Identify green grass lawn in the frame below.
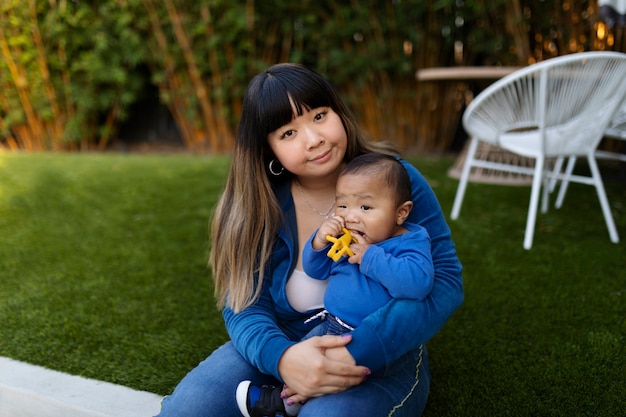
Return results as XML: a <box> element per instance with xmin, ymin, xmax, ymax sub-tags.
<box><xmin>0</xmin><ymin>151</ymin><xmax>624</xmax><ymax>416</ymax></box>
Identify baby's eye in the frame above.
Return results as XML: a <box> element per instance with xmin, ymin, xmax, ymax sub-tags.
<box><xmin>361</xmin><ymin>205</ymin><xmax>371</xmax><ymax>211</ymax></box>
<box><xmin>337</xmin><ymin>204</ymin><xmax>347</xmax><ymax>209</ymax></box>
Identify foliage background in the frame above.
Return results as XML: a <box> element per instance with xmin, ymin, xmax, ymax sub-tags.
<box><xmin>0</xmin><ymin>0</ymin><xmax>621</xmax><ymax>153</ymax></box>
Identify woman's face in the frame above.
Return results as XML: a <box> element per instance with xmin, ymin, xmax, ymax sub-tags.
<box><xmin>267</xmin><ymin>105</ymin><xmax>347</xmax><ymax>180</ymax></box>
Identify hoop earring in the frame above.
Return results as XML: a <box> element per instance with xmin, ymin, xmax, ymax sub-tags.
<box><xmin>268</xmin><ymin>159</ymin><xmax>284</xmax><ymax>176</ymax></box>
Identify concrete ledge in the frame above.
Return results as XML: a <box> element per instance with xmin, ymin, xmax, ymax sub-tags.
<box><xmin>0</xmin><ymin>357</ymin><xmax>162</xmax><ymax>417</ymax></box>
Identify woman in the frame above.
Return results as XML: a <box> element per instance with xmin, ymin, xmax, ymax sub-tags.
<box><xmin>156</xmin><ymin>63</ymin><xmax>463</xmax><ymax>417</ymax></box>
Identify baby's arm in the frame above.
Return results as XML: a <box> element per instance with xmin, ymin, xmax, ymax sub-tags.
<box><xmin>359</xmin><ymin>229</ymin><xmax>434</xmax><ymax>300</ymax></box>
<box><xmin>303</xmin><ymin>216</ymin><xmax>346</xmax><ymax>279</ymax></box>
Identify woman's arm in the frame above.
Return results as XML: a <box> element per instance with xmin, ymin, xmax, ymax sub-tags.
<box><xmin>222</xmin><ymin>278</ymin><xmax>297</xmax><ymax>378</ymax></box>
<box><xmin>344</xmin><ymin>160</ymin><xmax>464</xmax><ymax>371</ymax></box>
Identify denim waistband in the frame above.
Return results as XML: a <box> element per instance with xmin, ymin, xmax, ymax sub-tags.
<box><xmin>304</xmin><ymin>309</ymin><xmax>355</xmax><ymax>331</ymax></box>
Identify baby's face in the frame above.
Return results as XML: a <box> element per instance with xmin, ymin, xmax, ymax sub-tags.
<box><xmin>334</xmin><ymin>173</ymin><xmax>402</xmax><ymax>244</ymax></box>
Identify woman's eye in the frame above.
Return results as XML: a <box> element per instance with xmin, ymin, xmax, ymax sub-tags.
<box><xmin>280</xmin><ymin>130</ymin><xmax>295</xmax><ymax>139</ymax></box>
<box><xmin>314</xmin><ymin>111</ymin><xmax>327</xmax><ymax>121</ymax></box>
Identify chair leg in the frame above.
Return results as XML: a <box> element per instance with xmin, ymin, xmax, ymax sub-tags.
<box><xmin>548</xmin><ymin>156</ymin><xmax>565</xmax><ymax>193</ymax></box>
<box><xmin>541</xmin><ymin>162</ymin><xmax>551</xmax><ymax>214</ymax></box>
<box><xmin>451</xmin><ymin>137</ymin><xmax>479</xmax><ymax>220</ymax></box>
<box><xmin>523</xmin><ymin>156</ymin><xmax>544</xmax><ymax>250</ymax></box>
<box><xmin>587</xmin><ymin>155</ymin><xmax>620</xmax><ymax>243</ymax></box>
<box><xmin>555</xmin><ymin>156</ymin><xmax>577</xmax><ymax>209</ymax></box>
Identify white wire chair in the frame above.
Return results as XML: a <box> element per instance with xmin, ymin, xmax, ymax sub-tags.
<box><xmin>450</xmin><ymin>52</ymin><xmax>626</xmax><ymax>250</ymax></box>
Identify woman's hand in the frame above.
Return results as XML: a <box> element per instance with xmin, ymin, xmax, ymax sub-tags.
<box><xmin>277</xmin><ymin>334</ymin><xmax>370</xmax><ymax>404</ymax></box>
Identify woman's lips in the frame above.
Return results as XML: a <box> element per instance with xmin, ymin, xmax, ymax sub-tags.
<box><xmin>311</xmin><ymin>149</ymin><xmax>331</xmax><ymax>162</ymax></box>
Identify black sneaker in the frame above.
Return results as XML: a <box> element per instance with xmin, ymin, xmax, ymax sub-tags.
<box><xmin>236</xmin><ymin>380</ymin><xmax>301</xmax><ymax>417</ymax></box>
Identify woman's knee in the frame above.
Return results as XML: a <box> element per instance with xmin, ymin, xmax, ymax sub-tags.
<box><xmin>155</xmin><ymin>341</ymin><xmax>277</xmax><ymax>417</ymax></box>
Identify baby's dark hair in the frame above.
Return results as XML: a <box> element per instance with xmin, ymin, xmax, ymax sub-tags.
<box><xmin>340</xmin><ymin>153</ymin><xmax>412</xmax><ymax>207</ymax></box>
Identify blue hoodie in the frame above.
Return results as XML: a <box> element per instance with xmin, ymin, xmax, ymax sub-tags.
<box><xmin>302</xmin><ymin>221</ymin><xmax>434</xmax><ymax>328</ymax></box>
<box><xmin>222</xmin><ymin>159</ymin><xmax>463</xmax><ymax>381</ymax></box>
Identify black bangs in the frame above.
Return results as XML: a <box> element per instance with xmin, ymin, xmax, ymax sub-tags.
<box><xmin>256</xmin><ymin>64</ymin><xmax>334</xmax><ymax>135</ymax></box>
<box><xmin>254</xmin><ymin>79</ymin><xmax>295</xmax><ymax>137</ymax></box>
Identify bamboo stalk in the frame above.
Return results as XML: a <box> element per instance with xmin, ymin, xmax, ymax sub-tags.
<box><xmin>261</xmin><ymin>22</ymin><xmax>280</xmax><ymax>64</ymax></box>
<box><xmin>0</xmin><ymin>10</ymin><xmax>45</xmax><ymax>151</ymax></box>
<box><xmin>246</xmin><ymin>0</ymin><xmax>255</xmax><ymax>75</ymax></box>
<box><xmin>98</xmin><ymin>100</ymin><xmax>119</xmax><ymax>150</ymax></box>
<box><xmin>143</xmin><ymin>0</ymin><xmax>193</xmax><ymax>149</ymax></box>
<box><xmin>200</xmin><ymin>4</ymin><xmax>234</xmax><ymax>151</ymax></box>
<box><xmin>57</xmin><ymin>41</ymin><xmax>75</xmax><ymax>126</ymax></box>
<box><xmin>279</xmin><ymin>26</ymin><xmax>293</xmax><ymax>64</ymax></box>
<box><xmin>164</xmin><ymin>0</ymin><xmax>219</xmax><ymax>152</ymax></box>
<box><xmin>30</xmin><ymin>0</ymin><xmax>64</xmax><ymax>149</ymax></box>
<box><xmin>505</xmin><ymin>0</ymin><xmax>532</xmax><ymax>64</ymax></box>
<box><xmin>13</xmin><ymin>124</ymin><xmax>33</xmax><ymax>151</ymax></box>
<box><xmin>364</xmin><ymin>3</ymin><xmax>392</xmax><ymax>142</ymax></box>
<box><xmin>0</xmin><ymin>114</ymin><xmax>8</xmax><ymax>148</ymax></box>
<box><xmin>5</xmin><ymin>136</ymin><xmax>19</xmax><ymax>150</ymax></box>
<box><xmin>167</xmin><ymin>72</ymin><xmax>195</xmax><ymax>149</ymax></box>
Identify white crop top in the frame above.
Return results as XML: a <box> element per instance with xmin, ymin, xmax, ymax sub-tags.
<box><xmin>285</xmin><ymin>269</ymin><xmax>327</xmax><ymax>313</ymax></box>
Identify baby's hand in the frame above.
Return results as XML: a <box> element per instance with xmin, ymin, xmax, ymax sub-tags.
<box><xmin>347</xmin><ymin>233</ymin><xmax>370</xmax><ymax>264</ymax></box>
<box><xmin>313</xmin><ymin>216</ymin><xmax>345</xmax><ymax>250</ymax></box>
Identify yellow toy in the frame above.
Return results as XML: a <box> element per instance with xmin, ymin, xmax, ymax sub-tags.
<box><xmin>326</xmin><ymin>228</ymin><xmax>357</xmax><ymax>262</ymax></box>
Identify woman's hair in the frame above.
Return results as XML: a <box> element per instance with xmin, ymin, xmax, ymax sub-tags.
<box><xmin>211</xmin><ymin>63</ymin><xmax>399</xmax><ymax>312</ymax></box>
<box><xmin>341</xmin><ymin>153</ymin><xmax>412</xmax><ymax>208</ymax></box>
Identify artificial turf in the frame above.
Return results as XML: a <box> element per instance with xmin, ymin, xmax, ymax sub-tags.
<box><xmin>0</xmin><ymin>151</ymin><xmax>624</xmax><ymax>416</ymax></box>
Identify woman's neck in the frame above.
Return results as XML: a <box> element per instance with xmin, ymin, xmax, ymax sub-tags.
<box><xmin>292</xmin><ymin>177</ymin><xmax>336</xmax><ymax>220</ymax></box>
<box><xmin>295</xmin><ymin>161</ymin><xmax>344</xmax><ymax>191</ymax></box>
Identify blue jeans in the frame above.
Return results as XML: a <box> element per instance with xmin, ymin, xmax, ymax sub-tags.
<box><xmin>155</xmin><ymin>340</ymin><xmax>430</xmax><ymax>417</ymax></box>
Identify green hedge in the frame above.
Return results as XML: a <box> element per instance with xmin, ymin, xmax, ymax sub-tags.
<box><xmin>0</xmin><ymin>1</ymin><xmax>605</xmax><ymax>152</ymax></box>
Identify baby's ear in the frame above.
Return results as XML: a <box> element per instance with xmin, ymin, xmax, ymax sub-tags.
<box><xmin>396</xmin><ymin>201</ymin><xmax>413</xmax><ymax>225</ymax></box>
